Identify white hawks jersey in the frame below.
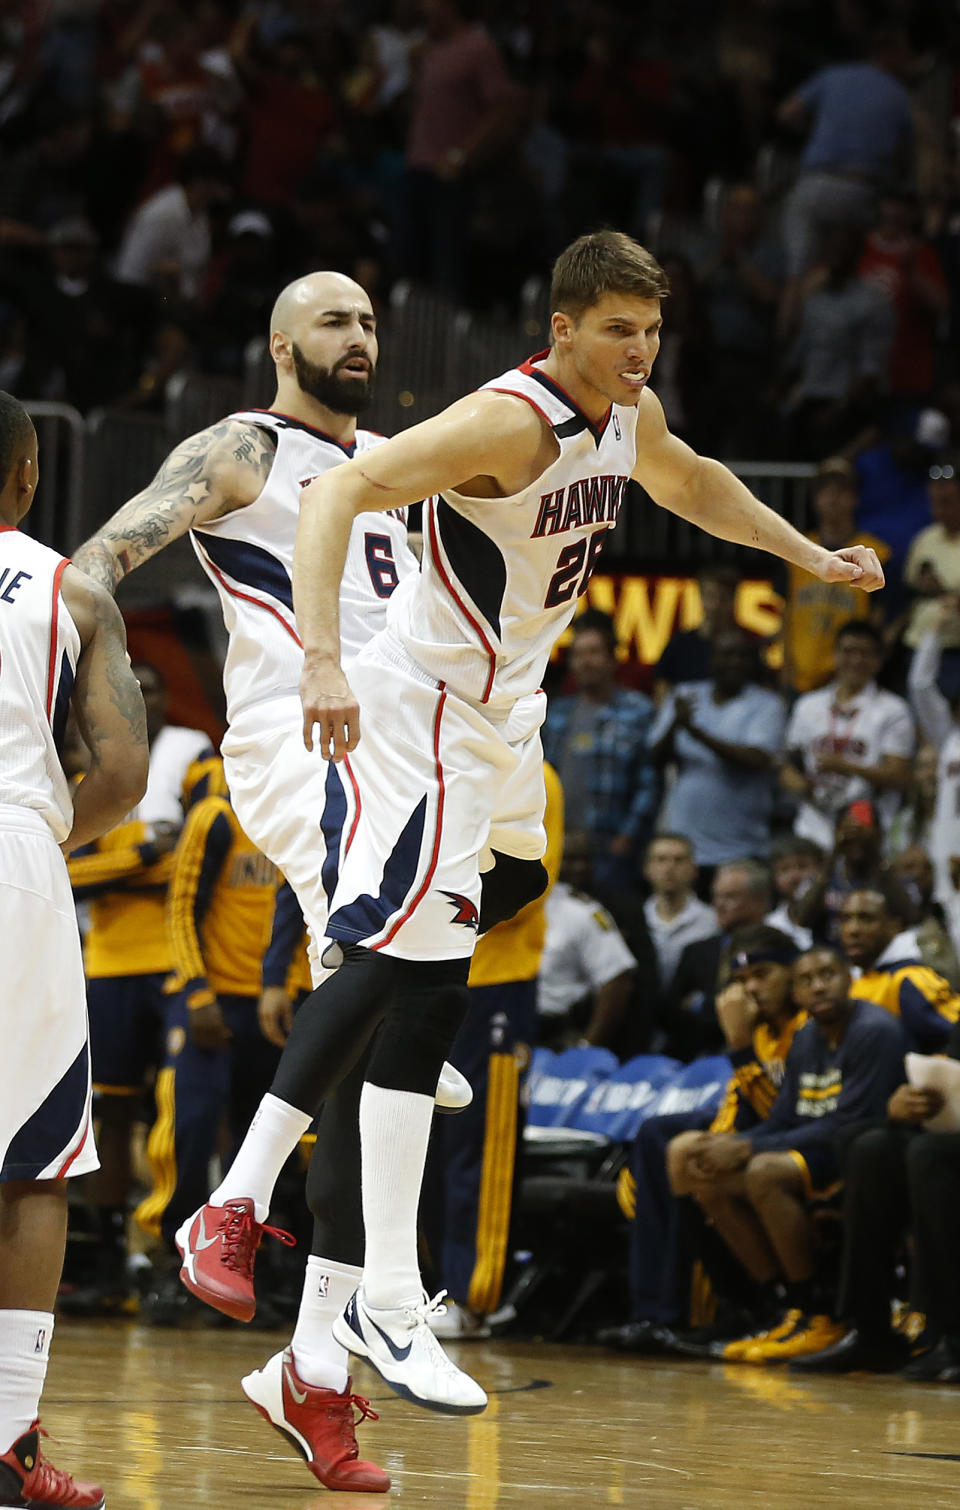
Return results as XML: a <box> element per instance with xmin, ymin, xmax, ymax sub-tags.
<box><xmin>0</xmin><ymin>528</ymin><xmax>79</xmax><ymax>841</ymax></box>
<box><xmin>388</xmin><ymin>353</ymin><xmax>638</xmax><ymax>711</ymax></box>
<box><xmin>191</xmin><ymin>409</ymin><xmax>417</xmax><ymax>740</ymax></box>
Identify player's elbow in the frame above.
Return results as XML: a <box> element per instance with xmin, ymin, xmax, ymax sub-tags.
<box><xmin>98</xmin><ymin>744</ymin><xmax>149</xmax><ymax>811</ymax></box>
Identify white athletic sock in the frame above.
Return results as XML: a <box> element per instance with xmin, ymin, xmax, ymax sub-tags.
<box><xmin>210</xmin><ymin>1094</ymin><xmax>312</xmax><ymax>1224</ymax></box>
<box><xmin>290</xmin><ymin>1256</ymin><xmax>359</xmax><ymax>1394</ymax></box>
<box><xmin>0</xmin><ymin>1310</ymin><xmax>53</xmax><ymax>1455</ymax></box>
<box><xmin>359</xmin><ymin>1083</ymin><xmax>434</xmax><ymax>1310</ymax></box>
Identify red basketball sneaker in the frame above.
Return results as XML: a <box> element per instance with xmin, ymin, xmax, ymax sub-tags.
<box><xmin>241</xmin><ymin>1348</ymin><xmax>390</xmax><ymax>1493</ymax></box>
<box><xmin>175</xmin><ymin>1198</ymin><xmax>294</xmax><ymax>1322</ymax></box>
<box><xmin>0</xmin><ymin>1424</ymin><xmax>104</xmax><ymax>1508</ymax></box>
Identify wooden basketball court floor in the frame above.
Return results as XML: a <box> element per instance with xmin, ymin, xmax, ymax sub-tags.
<box><xmin>43</xmin><ymin>1322</ymin><xmax>960</xmax><ymax>1509</ymax></box>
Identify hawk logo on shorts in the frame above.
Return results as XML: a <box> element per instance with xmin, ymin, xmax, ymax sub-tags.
<box><xmin>440</xmin><ymin>891</ymin><xmax>480</xmax><ymax>930</ymax></box>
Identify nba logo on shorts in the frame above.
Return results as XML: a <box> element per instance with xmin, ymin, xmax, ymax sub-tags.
<box><xmin>316</xmin><ymin>1274</ymin><xmax>330</xmax><ymax>1299</ymax></box>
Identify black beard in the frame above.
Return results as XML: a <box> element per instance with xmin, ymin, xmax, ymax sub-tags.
<box><xmin>291</xmin><ymin>341</ymin><xmax>374</xmax><ymax>414</ymax></box>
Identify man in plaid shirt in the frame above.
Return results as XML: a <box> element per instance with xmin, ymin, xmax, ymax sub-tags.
<box><xmin>543</xmin><ymin>610</ymin><xmax>658</xmax><ymax>890</ymax></box>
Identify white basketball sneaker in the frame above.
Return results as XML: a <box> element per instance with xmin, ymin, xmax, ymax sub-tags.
<box><xmin>333</xmin><ymin>1288</ymin><xmax>488</xmax><ymax>1415</ymax></box>
<box><xmin>435</xmin><ymin>1062</ymin><xmax>472</xmax><ymax>1113</ymax></box>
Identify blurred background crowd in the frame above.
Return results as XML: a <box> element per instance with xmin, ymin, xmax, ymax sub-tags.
<box><xmin>11</xmin><ymin>0</ymin><xmax>960</xmax><ymax>1386</ymax></box>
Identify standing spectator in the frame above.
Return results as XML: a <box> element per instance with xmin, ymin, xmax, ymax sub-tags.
<box><xmin>650</xmin><ymin>630</ymin><xmax>787</xmax><ymax>870</ymax></box>
<box><xmin>765</xmin><ymin>835</ymin><xmax>822</xmax><ymax>950</ymax></box>
<box><xmin>780</xmin><ymin>457</ymin><xmax>890</xmax><ymax>695</ymax></box>
<box><xmin>401</xmin><ymin>0</ymin><xmax>522</xmax><ymax>300</ymax></box>
<box><xmin>859</xmin><ymin>191</ymin><xmax>949</xmax><ymax>406</ymax></box>
<box><xmin>232</xmin><ymin>16</ymin><xmax>338</xmax><ymax>209</ymax></box>
<box><xmin>886</xmin><ymin>742</ymin><xmax>938</xmax><ymax>859</ymax></box>
<box><xmin>9</xmin><ymin>217</ymin><xmax>186</xmax><ymax>411</ymax></box>
<box><xmin>903</xmin><ymin>455</ymin><xmax>960</xmax><ymax>653</ymax></box>
<box><xmin>694</xmin><ymin>183</ymin><xmax>782</xmax><ymax>455</ymax></box>
<box><xmin>643</xmin><ymin>833</ymin><xmax>716</xmax><ymax>993</ymax></box>
<box><xmin>777</xmin><ymin>27</ymin><xmax>914</xmax><ymax>282</ymax></box>
<box><xmin>654</xmin><ymin>564</ymin><xmax>740</xmax><ymax>704</ymax></box>
<box><xmin>543</xmin><ymin>609</ymin><xmax>657</xmax><ymax>891</ymax></box>
<box><xmin>781</xmin><ymin>620</ymin><xmax>914</xmax><ymax>851</ymax></box>
<box><xmin>779</xmin><ymin>224</ymin><xmax>895</xmax><ymax>459</ymax></box>
<box><xmin>114</xmin><ymin>146</ymin><xmax>231</xmax><ymax>303</ymax></box>
<box><xmin>537</xmin><ymin>832</ymin><xmax>637</xmax><ymax>1052</ymax></box>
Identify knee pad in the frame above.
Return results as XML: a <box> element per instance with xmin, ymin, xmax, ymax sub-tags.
<box><xmin>366</xmin><ymin>956</ymin><xmax>470</xmax><ymax>1095</ymax></box>
<box><xmin>479</xmin><ymin>852</ymin><xmax>548</xmax><ymax>934</ymax></box>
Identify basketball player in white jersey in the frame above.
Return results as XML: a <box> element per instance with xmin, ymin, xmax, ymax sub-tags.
<box><xmin>0</xmin><ymin>391</ymin><xmax>148</xmax><ymax>1509</ymax></box>
<box><xmin>73</xmin><ymin>271</ymin><xmax>486</xmax><ymax>1489</ymax></box>
<box><xmin>167</xmin><ymin>229</ymin><xmax>885</xmax><ymax>1415</ymax></box>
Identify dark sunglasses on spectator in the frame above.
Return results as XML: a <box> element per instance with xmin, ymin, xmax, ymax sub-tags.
<box><xmin>929</xmin><ymin>464</ymin><xmax>957</xmax><ymax>480</ymax></box>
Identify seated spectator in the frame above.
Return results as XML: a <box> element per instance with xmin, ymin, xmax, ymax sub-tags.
<box><xmin>792</xmin><ymin>1017</ymin><xmax>960</xmax><ymax>1379</ymax></box>
<box><xmin>659</xmin><ymin>859</ymin><xmax>773</xmax><ymax>1062</ymax></box>
<box><xmin>858</xmin><ymin>190</ymin><xmax>949</xmax><ymax>408</ymax></box>
<box><xmin>781</xmin><ymin>619</ymin><xmax>914</xmax><ymax>852</ymax></box>
<box><xmin>544</xmin><ymin>609</ymin><xmax>657</xmax><ymax>891</ymax></box>
<box><xmin>842</xmin><ymin>888</ymin><xmax>960</xmax><ymax>1053</ymax></box>
<box><xmin>903</xmin><ymin>454</ymin><xmax>960</xmax><ymax>655</ymax></box>
<box><xmin>654</xmin><ymin>563</ymin><xmax>739</xmax><ymax>704</ymax></box>
<box><xmin>890</xmin><ymin>845</ymin><xmax>960</xmax><ymax>988</ymax></box>
<box><xmin>765</xmin><ymin>835</ymin><xmax>822</xmax><ymax>950</ymax></box>
<box><xmin>599</xmin><ymin>925</ymin><xmax>804</xmax><ymax>1355</ymax></box>
<box><xmin>684</xmin><ymin>945</ymin><xmax>906</xmax><ymax>1362</ymax></box>
<box><xmin>537</xmin><ymin>831</ymin><xmax>637</xmax><ymax>1052</ymax></box>
<box><xmin>650</xmin><ymin>630</ymin><xmax>787</xmax><ymax>871</ymax></box>
<box><xmin>778</xmin><ymin>223</ymin><xmax>895</xmax><ymax>459</ymax></box>
<box><xmin>854</xmin><ymin>407</ymin><xmax>950</xmax><ymax>601</ymax></box>
<box><xmin>643</xmin><ymin>832</ymin><xmax>716</xmax><ymax>993</ymax></box>
<box><xmin>780</xmin><ymin>457</ymin><xmax>890</xmax><ymax>695</ymax></box>
<box><xmin>115</xmin><ymin>146</ymin><xmax>232</xmax><ymax>304</ymax></box>
<box><xmin>793</xmin><ymin>799</ymin><xmax>917</xmax><ymax>945</ymax></box>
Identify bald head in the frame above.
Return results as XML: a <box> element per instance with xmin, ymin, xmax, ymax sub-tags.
<box><xmin>269</xmin><ymin>270</ymin><xmax>378</xmax><ymax>418</ymax></box>
<box><xmin>270</xmin><ymin>271</ymin><xmax>372</xmax><ymax>340</ymax></box>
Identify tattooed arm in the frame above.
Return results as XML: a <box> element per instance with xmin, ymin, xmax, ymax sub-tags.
<box><xmin>59</xmin><ymin>567</ymin><xmax>150</xmax><ymax>852</ymax></box>
<box><xmin>72</xmin><ymin>419</ymin><xmax>277</xmax><ymax>592</ymax></box>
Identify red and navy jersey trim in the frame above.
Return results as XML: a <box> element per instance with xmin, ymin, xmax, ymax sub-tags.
<box><xmin>426</xmin><ymin>500</ymin><xmax>497</xmax><ymax>703</ymax></box>
<box><xmin>519</xmin><ymin>352</ymin><xmax>612</xmax><ymax>445</ymax></box>
<box><xmin>242</xmin><ymin>408</ymin><xmax>357</xmax><ymax>457</ymax></box>
<box><xmin>192</xmin><ymin>532</ymin><xmax>302</xmax><ymax>646</ymax></box>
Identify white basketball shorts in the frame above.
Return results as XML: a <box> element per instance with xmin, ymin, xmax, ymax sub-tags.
<box><xmin>323</xmin><ymin>637</ymin><xmax>548</xmax><ymax>962</ymax></box>
<box><xmin>222</xmin><ymin>706</ymin><xmax>337</xmax><ymax>986</ymax></box>
<box><xmin>0</xmin><ymin>807</ymin><xmax>98</xmax><ymax>1181</ymax></box>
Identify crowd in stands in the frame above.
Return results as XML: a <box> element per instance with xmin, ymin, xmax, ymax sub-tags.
<box><xmin>1</xmin><ymin>0</ymin><xmax>960</xmax><ymax>462</ymax></box>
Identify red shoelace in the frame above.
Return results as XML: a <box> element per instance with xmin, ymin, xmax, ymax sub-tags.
<box><xmin>216</xmin><ymin>1206</ymin><xmax>295</xmax><ymax>1276</ymax></box>
<box><xmin>18</xmin><ymin>1427</ymin><xmax>98</xmax><ymax>1506</ymax></box>
<box><xmin>327</xmin><ymin>1392</ymin><xmax>379</xmax><ymax>1464</ymax></box>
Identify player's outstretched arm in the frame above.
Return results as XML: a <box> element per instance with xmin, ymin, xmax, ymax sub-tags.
<box><xmin>295</xmin><ymin>391</ymin><xmax>542</xmax><ymax>760</ymax></box>
<box><xmin>59</xmin><ymin>567</ymin><xmax>150</xmax><ymax>851</ymax></box>
<box><xmin>631</xmin><ymin>391</ymin><xmax>884</xmax><ymax>592</ymax></box>
<box><xmin>72</xmin><ymin>419</ymin><xmax>277</xmax><ymax>592</ymax></box>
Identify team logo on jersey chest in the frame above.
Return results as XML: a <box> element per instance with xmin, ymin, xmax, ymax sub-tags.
<box><xmin>531</xmin><ymin>475</ymin><xmax>626</xmax><ymax>538</ymax></box>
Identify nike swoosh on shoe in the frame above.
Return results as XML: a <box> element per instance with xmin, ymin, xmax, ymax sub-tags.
<box><xmin>366</xmin><ymin>1314</ymin><xmax>413</xmax><ymax>1362</ymax></box>
<box><xmin>283</xmin><ymin>1361</ymin><xmax>308</xmax><ymax>1406</ymax></box>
